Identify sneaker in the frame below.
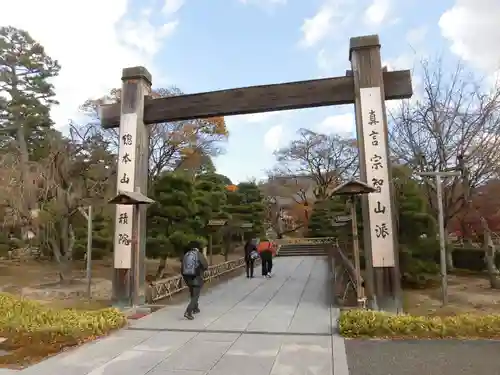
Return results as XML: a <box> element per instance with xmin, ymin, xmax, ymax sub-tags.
<box><xmin>193</xmin><ymin>308</ymin><xmax>200</xmax><ymax>314</ymax></box>
<box><xmin>268</xmin><ymin>272</ymin><xmax>272</xmax><ymax>277</ymax></box>
<box><xmin>184</xmin><ymin>311</ymin><xmax>194</xmax><ymax>320</ymax></box>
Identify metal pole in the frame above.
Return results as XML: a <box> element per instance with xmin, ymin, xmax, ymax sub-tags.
<box><xmin>435</xmin><ymin>175</ymin><xmax>448</xmax><ymax>306</ymax></box>
<box><xmin>417</xmin><ymin>170</ymin><xmax>460</xmax><ymax>306</ymax></box>
<box><xmin>351</xmin><ymin>197</ymin><xmax>364</xmax><ymax>305</ymax></box>
<box><xmin>86</xmin><ymin>205</ymin><xmax>93</xmax><ymax>300</ymax></box>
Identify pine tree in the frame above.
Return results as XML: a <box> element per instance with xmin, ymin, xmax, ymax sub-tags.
<box><xmin>0</xmin><ymin>26</ymin><xmax>61</xmax><ymax>158</ymax></box>
<box><xmin>225</xmin><ymin>182</ymin><xmax>266</xmax><ymax>238</ymax></box>
<box><xmin>0</xmin><ymin>26</ymin><xmax>60</xmax><ymax>220</ymax></box>
<box><xmin>147</xmin><ymin>172</ymin><xmax>206</xmax><ymax>276</ymax></box>
<box><xmin>307</xmin><ymin>197</ymin><xmax>352</xmax><ymax>239</ymax></box>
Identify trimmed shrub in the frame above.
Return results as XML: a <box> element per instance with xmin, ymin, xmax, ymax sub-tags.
<box><xmin>450</xmin><ymin>247</ymin><xmax>500</xmax><ymax>271</ymax></box>
<box><xmin>339</xmin><ymin>309</ymin><xmax>500</xmax><ymax>339</ymax></box>
<box><xmin>0</xmin><ymin>293</ymin><xmax>126</xmax><ymax>365</ymax></box>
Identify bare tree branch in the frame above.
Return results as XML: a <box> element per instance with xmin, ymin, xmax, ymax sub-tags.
<box><xmin>389</xmin><ymin>58</ymin><xmax>500</xmax><ymax>231</ymax></box>
<box><xmin>272</xmin><ymin>128</ymin><xmax>358</xmax><ymax>200</ymax></box>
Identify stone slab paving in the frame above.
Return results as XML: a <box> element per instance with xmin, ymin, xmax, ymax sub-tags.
<box><xmin>18</xmin><ymin>256</ymin><xmax>348</xmax><ymax>375</ymax></box>
<box><xmin>16</xmin><ymin>255</ymin><xmax>499</xmax><ymax>375</ymax></box>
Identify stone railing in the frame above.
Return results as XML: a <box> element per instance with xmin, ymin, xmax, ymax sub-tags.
<box><xmin>146</xmin><ymin>257</ymin><xmax>259</xmax><ymax>303</ymax></box>
<box><xmin>275</xmin><ymin>237</ymin><xmax>338</xmax><ymax>255</ymax></box>
<box><xmin>275</xmin><ymin>237</ymin><xmax>338</xmax><ymax>246</ymax></box>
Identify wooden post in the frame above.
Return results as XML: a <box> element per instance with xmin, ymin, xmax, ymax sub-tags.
<box><xmin>86</xmin><ymin>205</ymin><xmax>93</xmax><ymax>300</ymax></box>
<box><xmin>350</xmin><ymin>197</ymin><xmax>363</xmax><ymax>304</ymax></box>
<box><xmin>112</xmin><ymin>67</ymin><xmax>152</xmax><ymax>307</ymax></box>
<box><xmin>208</xmin><ymin>233</ymin><xmax>213</xmax><ymax>265</ymax></box>
<box><xmin>349</xmin><ymin>35</ymin><xmax>402</xmax><ymax>312</ymax></box>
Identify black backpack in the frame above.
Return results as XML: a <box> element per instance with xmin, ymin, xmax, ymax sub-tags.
<box><xmin>182</xmin><ymin>249</ymin><xmax>199</xmax><ymax>276</ymax></box>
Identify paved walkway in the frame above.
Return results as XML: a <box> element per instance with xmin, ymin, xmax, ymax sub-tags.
<box><xmin>20</xmin><ymin>256</ymin><xmax>349</xmax><ymax>375</ymax></box>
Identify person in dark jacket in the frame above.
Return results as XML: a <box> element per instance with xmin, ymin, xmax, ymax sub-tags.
<box><xmin>181</xmin><ymin>240</ymin><xmax>208</xmax><ymax>320</ymax></box>
<box><xmin>244</xmin><ymin>239</ymin><xmax>257</xmax><ymax>278</ymax></box>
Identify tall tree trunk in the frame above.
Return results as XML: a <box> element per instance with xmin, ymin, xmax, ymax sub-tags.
<box><xmin>480</xmin><ymin>218</ymin><xmax>500</xmax><ymax>289</ymax></box>
<box><xmin>446</xmin><ymin>249</ymin><xmax>455</xmax><ymax>271</ymax></box>
<box><xmin>156</xmin><ymin>257</ymin><xmax>167</xmax><ymax>279</ymax></box>
<box><xmin>50</xmin><ymin>219</ymin><xmax>75</xmax><ymax>283</ymax></box>
<box><xmin>444</xmin><ymin>230</ymin><xmax>455</xmax><ymax>271</ymax></box>
<box><xmin>13</xmin><ymin>81</ymin><xmax>37</xmax><ymax>237</ymax></box>
<box><xmin>51</xmin><ymin>239</ymin><xmax>70</xmax><ymax>283</ymax></box>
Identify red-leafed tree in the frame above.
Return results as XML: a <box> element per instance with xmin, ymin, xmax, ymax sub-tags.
<box><xmin>450</xmin><ymin>179</ymin><xmax>500</xmax><ymax>240</ymax></box>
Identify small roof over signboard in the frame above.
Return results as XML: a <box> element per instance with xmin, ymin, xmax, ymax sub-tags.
<box><xmin>108</xmin><ymin>190</ymin><xmax>155</xmax><ymax>205</ymax></box>
<box><xmin>330</xmin><ymin>180</ymin><xmax>376</xmax><ymax>196</ymax></box>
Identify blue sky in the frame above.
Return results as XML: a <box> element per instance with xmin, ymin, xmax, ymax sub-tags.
<box><xmin>163</xmin><ymin>0</ymin><xmax>455</xmax><ymax>182</ymax></box>
<box><xmin>3</xmin><ymin>0</ymin><xmax>499</xmax><ymax>183</ymax></box>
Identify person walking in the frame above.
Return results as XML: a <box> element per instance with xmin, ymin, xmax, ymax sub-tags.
<box><xmin>244</xmin><ymin>238</ymin><xmax>258</xmax><ymax>278</ymax></box>
<box><xmin>258</xmin><ymin>239</ymin><xmax>274</xmax><ymax>278</ymax></box>
<box><xmin>181</xmin><ymin>240</ymin><xmax>208</xmax><ymax>320</ymax></box>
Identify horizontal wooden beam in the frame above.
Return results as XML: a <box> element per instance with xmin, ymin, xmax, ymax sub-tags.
<box><xmin>100</xmin><ymin>70</ymin><xmax>412</xmax><ymax>128</ymax></box>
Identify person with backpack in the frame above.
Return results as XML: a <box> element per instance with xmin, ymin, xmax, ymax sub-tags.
<box><xmin>181</xmin><ymin>240</ymin><xmax>208</xmax><ymax>320</ymax></box>
<box><xmin>244</xmin><ymin>238</ymin><xmax>259</xmax><ymax>278</ymax></box>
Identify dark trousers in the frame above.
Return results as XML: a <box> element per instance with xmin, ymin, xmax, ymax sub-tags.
<box><xmin>186</xmin><ymin>284</ymin><xmax>201</xmax><ymax>313</ymax></box>
<box><xmin>261</xmin><ymin>253</ymin><xmax>273</xmax><ymax>276</ymax></box>
<box><xmin>245</xmin><ymin>258</ymin><xmax>255</xmax><ymax>277</ymax></box>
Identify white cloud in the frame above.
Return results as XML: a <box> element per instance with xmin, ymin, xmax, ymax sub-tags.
<box><xmin>245</xmin><ymin>112</ymin><xmax>281</xmax><ymax>123</ymax></box>
<box><xmin>299</xmin><ymin>5</ymin><xmax>336</xmax><ymax>48</ymax></box>
<box><xmin>316</xmin><ymin>39</ymin><xmax>349</xmax><ymax>76</ymax></box>
<box><xmin>239</xmin><ymin>0</ymin><xmax>287</xmax><ymax>7</ymax></box>
<box><xmin>316</xmin><ymin>49</ymin><xmax>333</xmax><ymax>76</ymax></box>
<box><xmin>364</xmin><ymin>0</ymin><xmax>391</xmax><ymax>26</ymax></box>
<box><xmin>439</xmin><ymin>0</ymin><xmax>500</xmax><ymax>76</ymax></box>
<box><xmin>316</xmin><ymin>112</ymin><xmax>355</xmax><ymax>137</ymax></box>
<box><xmin>383</xmin><ymin>53</ymin><xmax>416</xmax><ymax>71</ymax></box>
<box><xmin>406</xmin><ymin>25</ymin><xmax>428</xmax><ymax>46</ymax></box>
<box><xmin>228</xmin><ymin>109</ymin><xmax>294</xmax><ymax>129</ymax></box>
<box><xmin>264</xmin><ymin>125</ymin><xmax>285</xmax><ymax>151</ymax></box>
<box><xmin>162</xmin><ymin>0</ymin><xmax>185</xmax><ymax>15</ymax></box>
<box><xmin>299</xmin><ymin>0</ymin><xmax>354</xmax><ymax>48</ymax></box>
<box><xmin>0</xmin><ymin>0</ymin><xmax>178</xmax><ymax>129</ymax></box>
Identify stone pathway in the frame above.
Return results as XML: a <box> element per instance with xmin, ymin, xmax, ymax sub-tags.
<box><xmin>19</xmin><ymin>256</ymin><xmax>349</xmax><ymax>375</ymax></box>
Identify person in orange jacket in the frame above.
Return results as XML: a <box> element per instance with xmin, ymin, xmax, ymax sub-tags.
<box><xmin>257</xmin><ymin>239</ymin><xmax>274</xmax><ymax>278</ymax></box>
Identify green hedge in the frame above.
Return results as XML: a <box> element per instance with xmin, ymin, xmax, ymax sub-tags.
<box><xmin>355</xmin><ymin>247</ymin><xmax>499</xmax><ymax>273</ymax></box>
<box><xmin>339</xmin><ymin>309</ymin><xmax>500</xmax><ymax>338</ymax></box>
<box><xmin>448</xmin><ymin>247</ymin><xmax>500</xmax><ymax>271</ymax></box>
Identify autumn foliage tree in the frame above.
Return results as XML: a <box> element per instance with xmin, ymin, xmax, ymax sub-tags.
<box><xmin>260</xmin><ymin>175</ymin><xmax>313</xmax><ymax>237</ymax></box>
<box><xmin>449</xmin><ymin>180</ymin><xmax>500</xmax><ymax>240</ymax></box>
<box><xmin>78</xmin><ymin>87</ymin><xmax>228</xmax><ymax>187</ymax></box>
